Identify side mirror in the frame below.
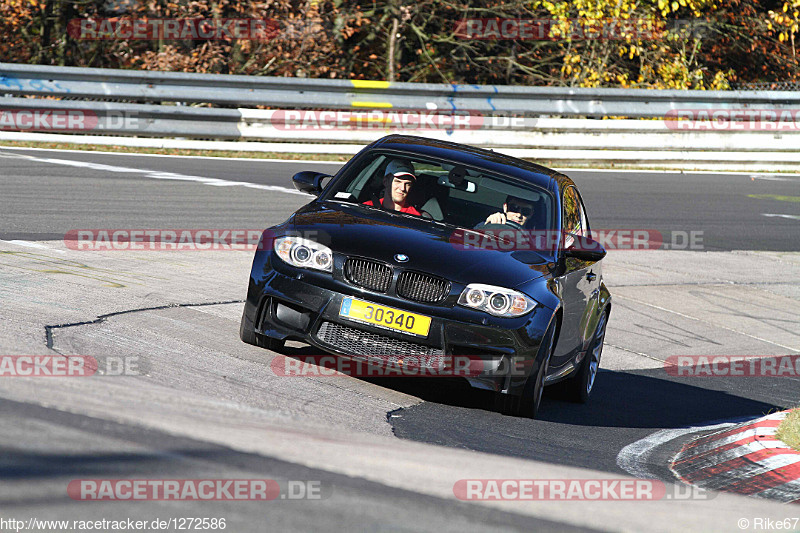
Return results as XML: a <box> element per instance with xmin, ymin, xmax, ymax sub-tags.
<box><xmin>292</xmin><ymin>171</ymin><xmax>332</xmax><ymax>196</ymax></box>
<box><xmin>564</xmin><ymin>234</ymin><xmax>607</xmax><ymax>262</ymax></box>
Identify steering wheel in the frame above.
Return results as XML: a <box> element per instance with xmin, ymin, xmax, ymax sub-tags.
<box><xmin>476</xmin><ymin>220</ymin><xmax>525</xmax><ymax>231</ymax></box>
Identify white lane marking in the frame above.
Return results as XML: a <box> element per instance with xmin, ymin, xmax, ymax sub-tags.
<box><xmin>0</xmin><ymin>240</ymin><xmax>66</xmax><ymax>254</ymax></box>
<box><xmin>559</xmin><ymin>168</ymin><xmax>800</xmax><ymax>178</ymax></box>
<box><xmin>763</xmin><ymin>213</ymin><xmax>800</xmax><ymax>220</ymax></box>
<box><xmin>0</xmin><ymin>151</ymin><xmax>311</xmax><ymax>196</ymax></box>
<box><xmin>4</xmin><ymin>147</ymin><xmax>799</xmax><ymax>177</ymax></box>
<box><xmin>750</xmin><ymin>175</ymin><xmax>795</xmax><ymax>181</ymax></box>
<box><xmin>0</xmin><ymin>145</ymin><xmax>344</xmax><ymax>165</ymax></box>
<box><xmin>616</xmin><ymin>418</ymin><xmax>755</xmax><ymax>479</ymax></box>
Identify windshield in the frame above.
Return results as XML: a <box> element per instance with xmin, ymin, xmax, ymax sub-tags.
<box><xmin>324</xmin><ymin>152</ymin><xmax>554</xmax><ymax>232</ymax></box>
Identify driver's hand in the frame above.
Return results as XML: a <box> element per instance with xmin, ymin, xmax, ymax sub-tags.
<box><xmin>485</xmin><ymin>212</ymin><xmax>507</xmax><ymax>224</ymax></box>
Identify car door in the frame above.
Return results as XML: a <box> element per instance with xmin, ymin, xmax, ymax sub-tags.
<box><xmin>551</xmin><ymin>185</ymin><xmax>600</xmax><ymax>369</ymax></box>
<box><xmin>575</xmin><ymin>188</ymin><xmax>602</xmax><ymax>351</ymax></box>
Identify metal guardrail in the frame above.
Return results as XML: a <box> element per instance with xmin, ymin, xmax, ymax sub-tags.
<box><xmin>1</xmin><ymin>96</ymin><xmax>798</xmax><ymax>153</ymax></box>
<box><xmin>1</xmin><ymin>63</ymin><xmax>800</xmax><ymax>170</ymax></box>
<box><xmin>0</xmin><ymin>97</ymin><xmax>243</xmax><ymax>138</ymax></box>
<box><xmin>3</xmin><ymin>62</ymin><xmax>800</xmax><ymax>117</ymax></box>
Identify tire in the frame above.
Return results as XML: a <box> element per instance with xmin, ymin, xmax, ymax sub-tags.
<box><xmin>561</xmin><ymin>309</ymin><xmax>608</xmax><ymax>403</ymax></box>
<box><xmin>493</xmin><ymin>389</ymin><xmax>519</xmax><ymax>416</ymax></box>
<box><xmin>240</xmin><ymin>317</ymin><xmax>260</xmax><ymax>346</ymax></box>
<box><xmin>494</xmin><ymin>319</ymin><xmax>556</xmax><ymax>419</ymax></box>
<box><xmin>262</xmin><ymin>336</ymin><xmax>285</xmax><ymax>352</ymax></box>
<box><xmin>240</xmin><ymin>314</ymin><xmax>285</xmax><ymax>351</ymax></box>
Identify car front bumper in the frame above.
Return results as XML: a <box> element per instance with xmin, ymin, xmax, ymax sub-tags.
<box><xmin>241</xmin><ymin>249</ymin><xmax>555</xmax><ymax>395</ymax></box>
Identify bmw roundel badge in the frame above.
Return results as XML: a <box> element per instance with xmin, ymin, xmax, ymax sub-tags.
<box><xmin>394</xmin><ymin>254</ymin><xmax>409</xmax><ymax>263</ymax></box>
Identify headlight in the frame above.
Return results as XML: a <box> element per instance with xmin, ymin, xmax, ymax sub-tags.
<box><xmin>274</xmin><ymin>236</ymin><xmax>333</xmax><ymax>272</ymax></box>
<box><xmin>457</xmin><ymin>283</ymin><xmax>536</xmax><ymax>317</ymax></box>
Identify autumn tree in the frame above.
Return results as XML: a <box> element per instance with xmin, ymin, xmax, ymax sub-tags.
<box><xmin>0</xmin><ymin>0</ymin><xmax>796</xmax><ymax>86</ymax></box>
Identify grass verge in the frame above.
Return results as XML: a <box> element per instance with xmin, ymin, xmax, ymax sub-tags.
<box><xmin>776</xmin><ymin>409</ymin><xmax>800</xmax><ymax>451</ymax></box>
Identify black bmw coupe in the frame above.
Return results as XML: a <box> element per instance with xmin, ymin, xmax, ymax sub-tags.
<box><xmin>241</xmin><ymin>135</ymin><xmax>611</xmax><ymax>418</ymax></box>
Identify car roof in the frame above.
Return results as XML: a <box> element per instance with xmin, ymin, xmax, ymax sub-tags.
<box><xmin>370</xmin><ymin>135</ymin><xmax>563</xmax><ymax>191</ymax></box>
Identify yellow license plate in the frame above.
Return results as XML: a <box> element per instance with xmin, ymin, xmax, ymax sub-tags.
<box><xmin>339</xmin><ymin>297</ymin><xmax>431</xmax><ymax>337</ymax></box>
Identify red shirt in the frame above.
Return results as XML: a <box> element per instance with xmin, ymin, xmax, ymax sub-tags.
<box><xmin>364</xmin><ymin>198</ymin><xmax>421</xmax><ymax>216</ymax></box>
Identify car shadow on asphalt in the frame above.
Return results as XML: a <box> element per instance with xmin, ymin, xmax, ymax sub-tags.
<box><xmin>277</xmin><ymin>345</ymin><xmax>785</xmax><ymax>429</ymax></box>
<box><xmin>537</xmin><ymin>368</ymin><xmax>785</xmax><ymax>429</ymax></box>
<box><xmin>376</xmin><ymin>368</ymin><xmax>785</xmax><ymax>429</ymax></box>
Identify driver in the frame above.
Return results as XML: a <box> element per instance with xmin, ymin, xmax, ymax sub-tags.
<box><xmin>477</xmin><ymin>195</ymin><xmax>536</xmax><ymax>228</ymax></box>
<box><xmin>363</xmin><ymin>159</ymin><xmax>421</xmax><ymax>215</ymax></box>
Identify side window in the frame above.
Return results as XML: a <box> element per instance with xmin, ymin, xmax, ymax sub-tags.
<box><xmin>562</xmin><ymin>186</ymin><xmax>585</xmax><ymax>237</ymax></box>
<box><xmin>575</xmin><ymin>189</ymin><xmax>590</xmax><ymax>235</ymax></box>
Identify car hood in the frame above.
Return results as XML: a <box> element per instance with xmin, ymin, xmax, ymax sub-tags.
<box><xmin>288</xmin><ymin>201</ymin><xmax>553</xmax><ymax>288</ymax></box>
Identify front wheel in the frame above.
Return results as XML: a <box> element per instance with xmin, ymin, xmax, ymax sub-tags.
<box><xmin>561</xmin><ymin>309</ymin><xmax>608</xmax><ymax>403</ymax></box>
<box><xmin>240</xmin><ymin>319</ymin><xmax>285</xmax><ymax>352</ymax></box>
<box><xmin>495</xmin><ymin>320</ymin><xmax>556</xmax><ymax>419</ymax></box>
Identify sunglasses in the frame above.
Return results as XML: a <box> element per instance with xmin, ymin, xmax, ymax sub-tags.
<box><xmin>507</xmin><ymin>202</ymin><xmax>534</xmax><ymax>216</ymax></box>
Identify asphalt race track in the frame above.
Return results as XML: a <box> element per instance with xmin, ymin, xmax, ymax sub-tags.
<box><xmin>3</xmin><ymin>147</ymin><xmax>800</xmax><ymax>250</ymax></box>
<box><xmin>1</xmin><ymin>146</ymin><xmax>799</xmax><ymax>532</ymax></box>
